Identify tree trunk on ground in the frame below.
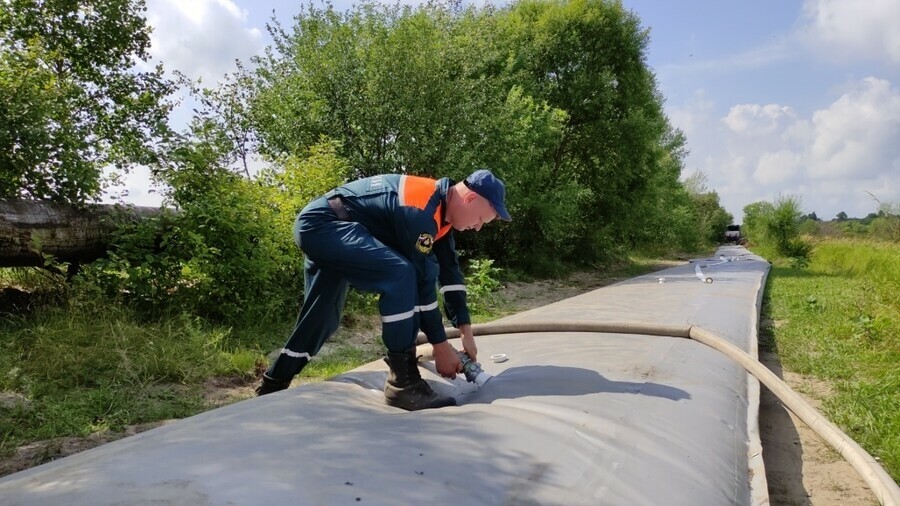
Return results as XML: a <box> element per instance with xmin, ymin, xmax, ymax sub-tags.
<box><xmin>0</xmin><ymin>200</ymin><xmax>165</xmax><ymax>268</ymax></box>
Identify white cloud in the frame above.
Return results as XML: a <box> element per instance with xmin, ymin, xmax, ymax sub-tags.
<box><xmin>145</xmin><ymin>0</ymin><xmax>263</xmax><ymax>84</ymax></box>
<box><xmin>675</xmin><ymin>77</ymin><xmax>900</xmax><ymax>220</ymax></box>
<box><xmin>799</xmin><ymin>0</ymin><xmax>900</xmax><ymax>66</ymax></box>
<box><xmin>754</xmin><ymin>150</ymin><xmax>802</xmax><ymax>185</ymax></box>
<box><xmin>807</xmin><ymin>77</ymin><xmax>900</xmax><ymax>179</ymax></box>
<box><xmin>722</xmin><ymin>104</ymin><xmax>796</xmax><ymax>135</ymax></box>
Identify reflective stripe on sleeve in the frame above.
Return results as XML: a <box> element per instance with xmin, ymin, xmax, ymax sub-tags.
<box><xmin>439</xmin><ymin>284</ymin><xmax>466</xmax><ymax>293</ymax></box>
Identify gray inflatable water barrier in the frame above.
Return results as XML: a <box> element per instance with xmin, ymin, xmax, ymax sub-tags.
<box><xmin>0</xmin><ymin>246</ymin><xmax>772</xmax><ymax>505</ymax></box>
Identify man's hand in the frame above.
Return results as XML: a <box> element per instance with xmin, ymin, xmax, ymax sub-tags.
<box><xmin>433</xmin><ymin>341</ymin><xmax>461</xmax><ymax>379</ymax></box>
<box><xmin>459</xmin><ymin>324</ymin><xmax>477</xmax><ymax>363</ymax></box>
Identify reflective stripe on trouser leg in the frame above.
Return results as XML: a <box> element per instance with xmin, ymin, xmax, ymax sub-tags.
<box><xmin>380</xmin><ymin>295</ymin><xmax>419</xmax><ymax>353</ymax></box>
<box><xmin>374</xmin><ymin>258</ymin><xmax>418</xmax><ymax>352</ymax></box>
<box><xmin>267</xmin><ymin>257</ymin><xmax>349</xmax><ymax>381</ymax></box>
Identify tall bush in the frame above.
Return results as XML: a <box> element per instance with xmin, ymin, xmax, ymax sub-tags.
<box><xmin>742</xmin><ymin>195</ymin><xmax>811</xmax><ymax>263</ymax></box>
<box><xmin>742</xmin><ymin>201</ymin><xmax>775</xmax><ymax>245</ymax></box>
<box><xmin>870</xmin><ymin>201</ymin><xmax>900</xmax><ymax>242</ymax></box>
<box><xmin>80</xmin><ymin>129</ymin><xmax>348</xmax><ymax>320</ymax></box>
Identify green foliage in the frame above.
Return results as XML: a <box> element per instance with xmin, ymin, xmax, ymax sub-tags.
<box><xmin>0</xmin><ymin>0</ymin><xmax>175</xmax><ymax>203</ymax></box>
<box><xmin>761</xmin><ymin>238</ymin><xmax>899</xmax><ymax>479</ymax></box>
<box><xmin>688</xmin><ymin>188</ymin><xmax>733</xmax><ymax>245</ymax></box>
<box><xmin>249</xmin><ymin>0</ymin><xmax>698</xmax><ymax>269</ymax></box>
<box><xmin>0</xmin><ymin>305</ymin><xmax>264</xmax><ymax>449</ymax></box>
<box><xmin>458</xmin><ymin>85</ymin><xmax>590</xmax><ymax>271</ymax></box>
<box><xmin>767</xmin><ymin>195</ymin><xmax>803</xmax><ymax>253</ymax></box>
<box><xmin>497</xmin><ymin>0</ymin><xmax>695</xmax><ymax>258</ymax></box>
<box><xmin>871</xmin><ymin>214</ymin><xmax>900</xmax><ymax>242</ymax></box>
<box><xmin>251</xmin><ymin>2</ymin><xmax>471</xmax><ymax>175</ymax></box>
<box><xmin>88</xmin><ymin>176</ymin><xmax>299</xmax><ymax>320</ymax></box>
<box><xmin>798</xmin><ymin>217</ymin><xmax>821</xmax><ymax>236</ymax></box>
<box><xmin>742</xmin><ymin>195</ymin><xmax>811</xmax><ymax>264</ymax></box>
<box><xmin>76</xmin><ymin>136</ymin><xmax>347</xmax><ymax>321</ymax></box>
<box><xmin>65</xmin><ymin>42</ymin><xmax>352</xmax><ymax>319</ymax></box>
<box><xmin>832</xmin><ymin>219</ymin><xmax>870</xmax><ymax>237</ymax></box>
<box><xmin>660</xmin><ymin>190</ymin><xmax>705</xmax><ymax>252</ymax></box>
<box><xmin>801</xmin><ymin>200</ymin><xmax>900</xmax><ymax>242</ymax></box>
<box><xmin>870</xmin><ymin>200</ymin><xmax>900</xmax><ymax>242</ymax></box>
<box><xmin>784</xmin><ymin>239</ymin><xmax>812</xmax><ymax>268</ymax></box>
<box><xmin>742</xmin><ymin>201</ymin><xmax>774</xmax><ymax>245</ymax></box>
<box><xmin>179</xmin><ymin>68</ymin><xmax>258</xmax><ymax>178</ymax></box>
<box><xmin>260</xmin><ymin>138</ymin><xmax>350</xmax><ymax>226</ymax></box>
<box><xmin>634</xmin><ymin>170</ymin><xmax>732</xmax><ymax>256</ymax></box>
<box><xmin>464</xmin><ymin>258</ymin><xmax>503</xmax><ymax>316</ymax></box>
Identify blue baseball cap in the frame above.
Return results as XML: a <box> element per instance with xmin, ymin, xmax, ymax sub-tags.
<box><xmin>465</xmin><ymin>169</ymin><xmax>511</xmax><ymax>221</ymax></box>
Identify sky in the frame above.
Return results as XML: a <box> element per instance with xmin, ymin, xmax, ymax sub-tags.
<box><xmin>117</xmin><ymin>0</ymin><xmax>900</xmax><ymax>222</ymax></box>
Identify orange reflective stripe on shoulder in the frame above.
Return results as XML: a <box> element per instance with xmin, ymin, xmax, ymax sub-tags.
<box><xmin>399</xmin><ymin>175</ymin><xmax>451</xmax><ymax>241</ymax></box>
<box><xmin>398</xmin><ymin>175</ymin><xmax>435</xmax><ymax>210</ymax></box>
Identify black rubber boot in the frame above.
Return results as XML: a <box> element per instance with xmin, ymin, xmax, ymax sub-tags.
<box><xmin>255</xmin><ymin>373</ymin><xmax>291</xmax><ymax>396</ymax></box>
<box><xmin>384</xmin><ymin>349</ymin><xmax>456</xmax><ymax>411</ymax></box>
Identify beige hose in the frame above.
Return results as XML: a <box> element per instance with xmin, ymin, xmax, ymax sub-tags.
<box><xmin>418</xmin><ymin>321</ymin><xmax>900</xmax><ymax>506</ymax></box>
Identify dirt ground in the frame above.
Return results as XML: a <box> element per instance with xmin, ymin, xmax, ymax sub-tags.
<box><xmin>0</xmin><ymin>264</ymin><xmax>879</xmax><ymax>504</ymax></box>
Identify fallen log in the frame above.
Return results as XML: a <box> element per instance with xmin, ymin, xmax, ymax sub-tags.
<box><xmin>0</xmin><ymin>200</ymin><xmax>165</xmax><ymax>268</ymax></box>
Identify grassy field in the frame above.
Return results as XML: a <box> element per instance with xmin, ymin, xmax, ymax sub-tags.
<box><xmin>0</xmin><ymin>300</ymin><xmax>389</xmax><ymax>456</ymax></box>
<box><xmin>757</xmin><ymin>238</ymin><xmax>899</xmax><ymax>480</ymax></box>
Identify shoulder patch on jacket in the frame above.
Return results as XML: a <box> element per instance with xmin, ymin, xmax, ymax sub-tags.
<box><xmin>416</xmin><ymin>233</ymin><xmax>434</xmax><ymax>254</ymax></box>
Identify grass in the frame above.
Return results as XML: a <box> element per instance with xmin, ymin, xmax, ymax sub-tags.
<box><xmin>0</xmin><ymin>274</ymin><xmax>390</xmax><ymax>457</ymax></box>
<box><xmin>759</xmin><ymin>238</ymin><xmax>899</xmax><ymax>480</ymax></box>
<box><xmin>302</xmin><ymin>345</ymin><xmax>384</xmax><ymax>379</ymax></box>
<box><xmin>0</xmin><ymin>306</ymin><xmax>263</xmax><ymax>456</ymax></box>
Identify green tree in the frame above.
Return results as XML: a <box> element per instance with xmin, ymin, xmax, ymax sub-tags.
<box><xmin>691</xmin><ymin>191</ymin><xmax>733</xmax><ymax>244</ymax></box>
<box><xmin>0</xmin><ymin>0</ymin><xmax>175</xmax><ymax>203</ymax></box>
<box><xmin>180</xmin><ymin>67</ymin><xmax>258</xmax><ymax>179</ymax></box>
<box><xmin>623</xmin><ymin>128</ymin><xmax>698</xmax><ymax>253</ymax></box>
<box><xmin>742</xmin><ymin>201</ymin><xmax>775</xmax><ymax>245</ymax></box>
<box><xmin>682</xmin><ymin>171</ymin><xmax>709</xmax><ymax>195</ymax></box>
<box><xmin>499</xmin><ymin>0</ymin><xmax>678</xmax><ymax>257</ymax></box>
<box><xmin>247</xmin><ymin>0</ymin><xmax>687</xmax><ymax>270</ymax></box>
<box><xmin>251</xmin><ymin>3</ymin><xmax>475</xmax><ymax>177</ymax></box>
<box><xmin>798</xmin><ymin>218</ymin><xmax>821</xmax><ymax>236</ymax></box>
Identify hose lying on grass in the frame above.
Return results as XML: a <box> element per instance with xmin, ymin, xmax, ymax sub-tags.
<box><xmin>416</xmin><ymin>321</ymin><xmax>900</xmax><ymax>506</ymax></box>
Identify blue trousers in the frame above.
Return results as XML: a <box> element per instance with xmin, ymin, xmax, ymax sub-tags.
<box><xmin>266</xmin><ymin>197</ymin><xmax>421</xmax><ymax>381</ymax></box>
